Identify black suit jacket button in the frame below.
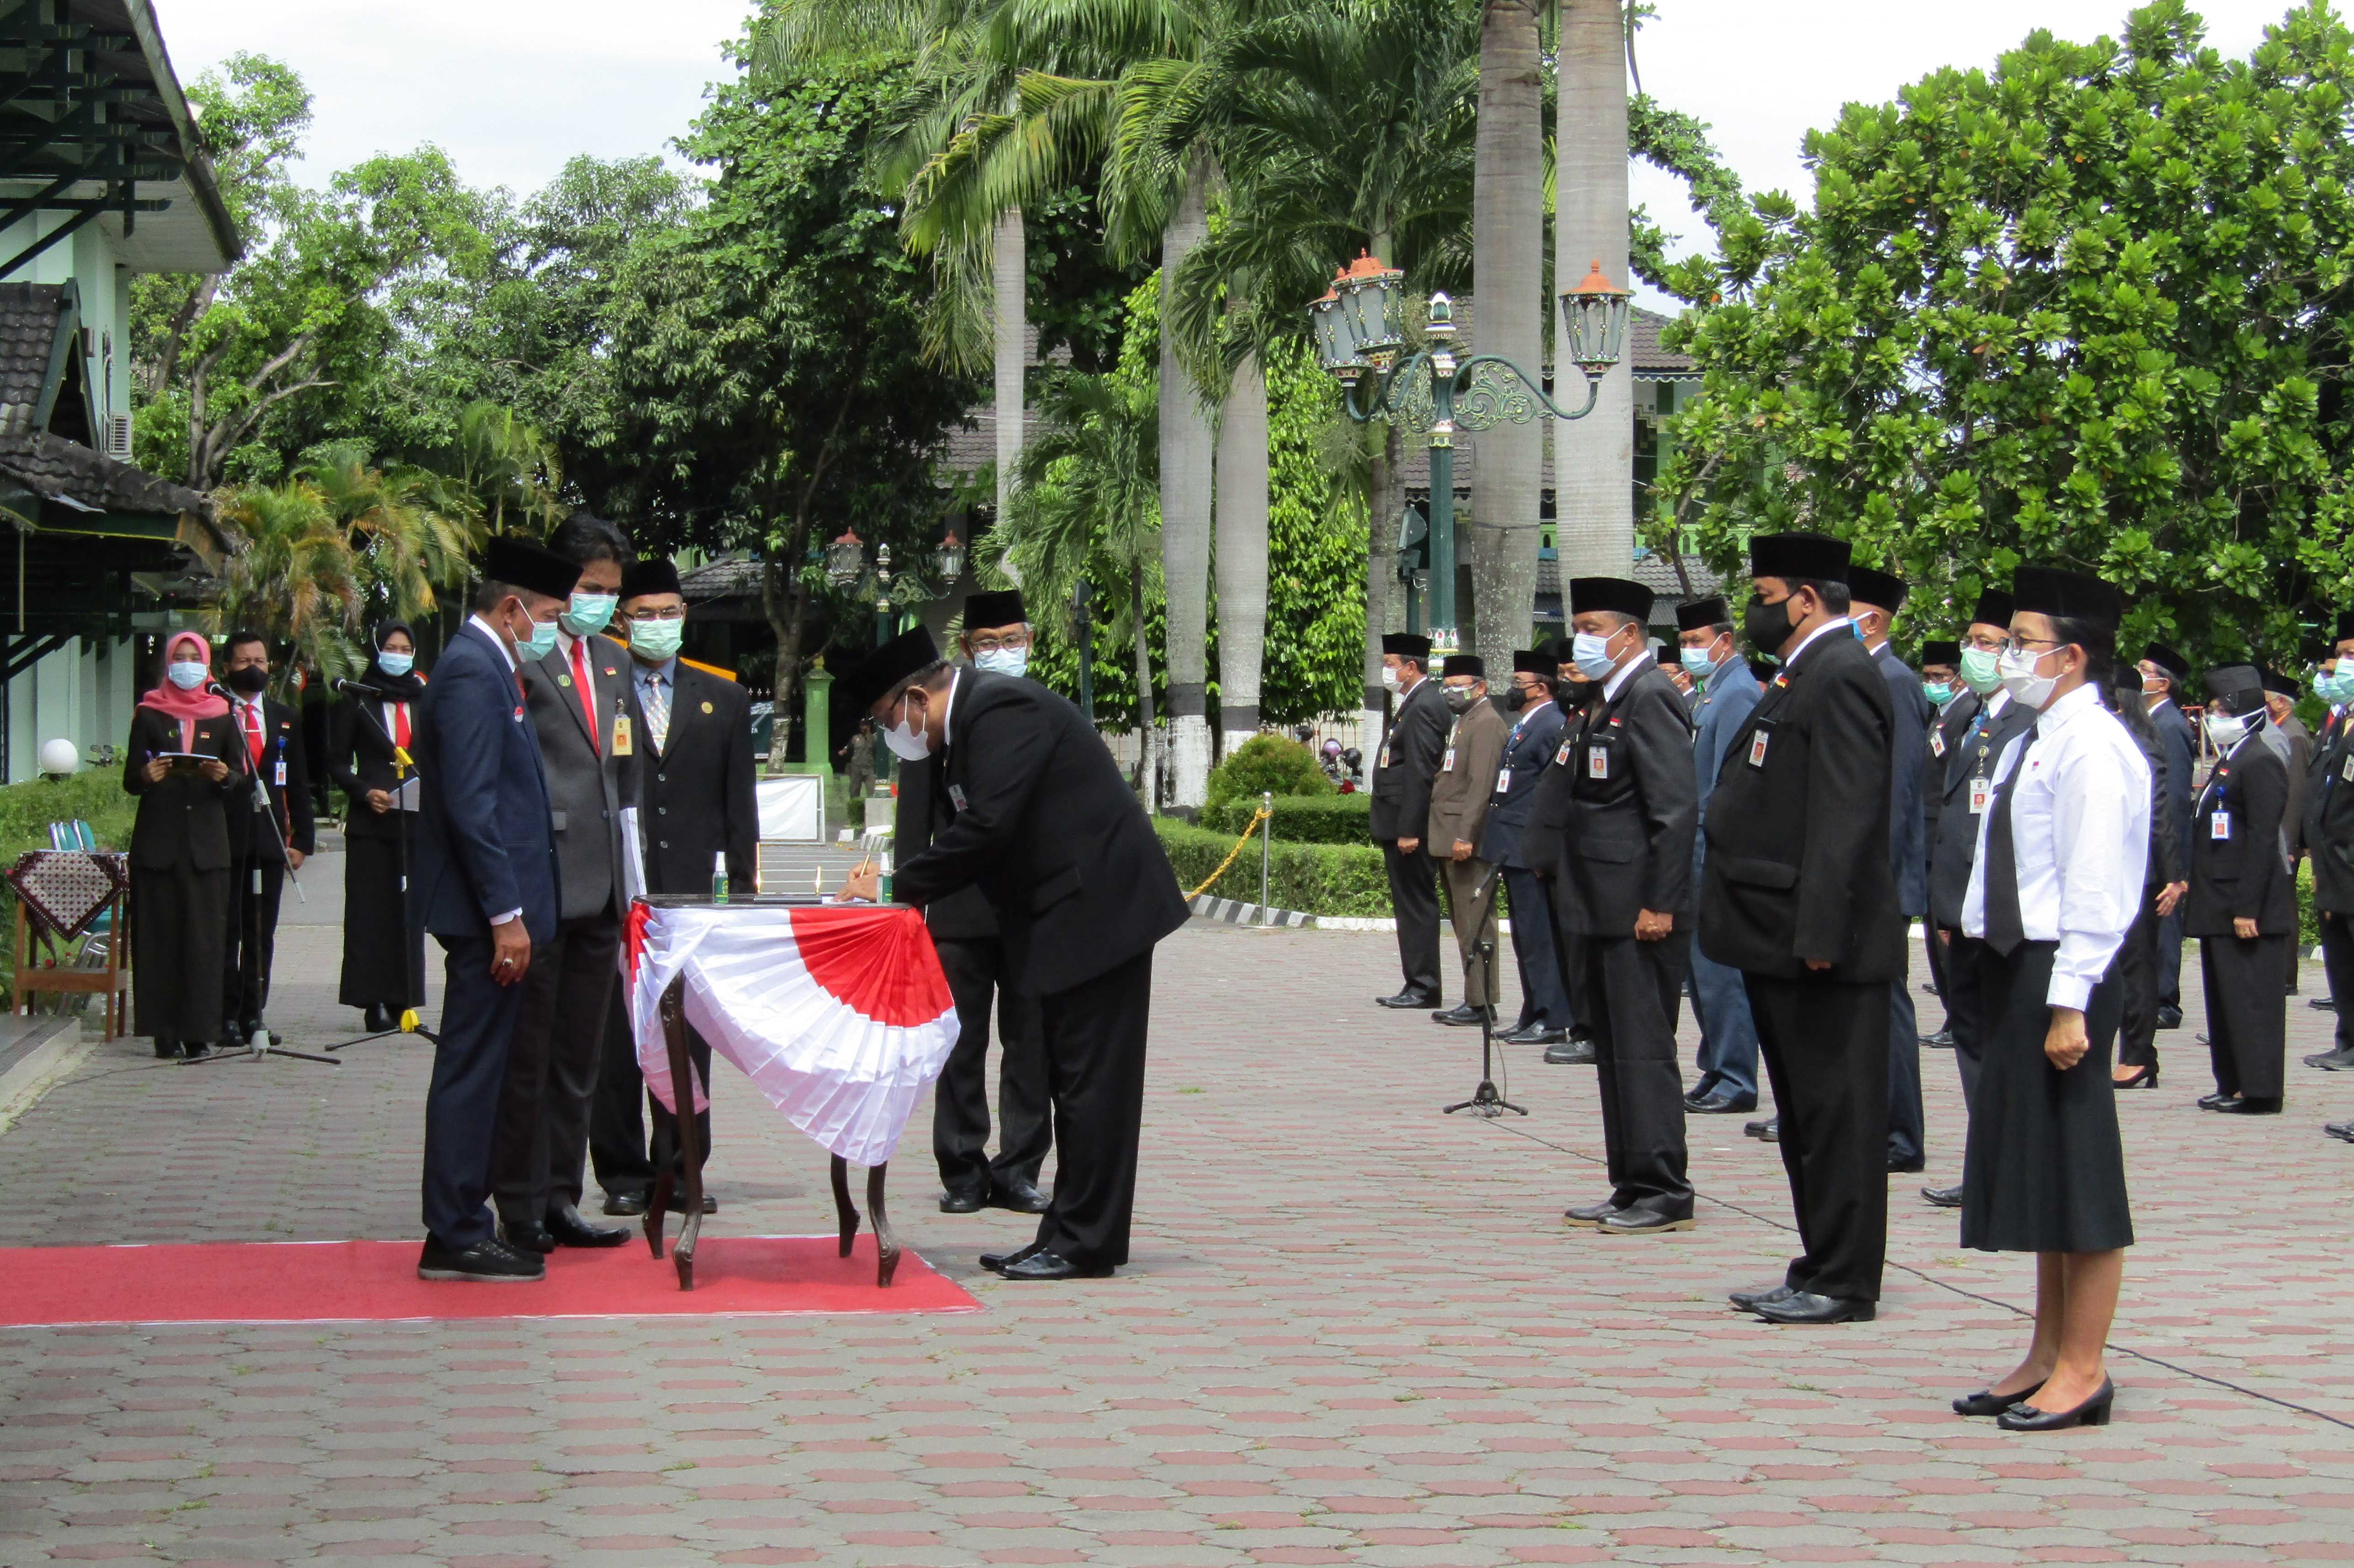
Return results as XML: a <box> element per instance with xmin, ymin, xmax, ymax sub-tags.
<box><xmin>657</xmin><ymin>807</ymin><xmax>667</xmax><ymax>816</ymax></box>
<box><xmin>659</xmin><ymin>840</ymin><xmax>669</xmax><ymax>849</ymax></box>
<box><xmin>657</xmin><ymin>773</ymin><xmax>666</xmax><ymax>783</ymax></box>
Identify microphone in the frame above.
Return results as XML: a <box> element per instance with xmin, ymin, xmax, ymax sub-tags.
<box><xmin>334</xmin><ymin>677</ymin><xmax>397</xmax><ymax>699</ymax></box>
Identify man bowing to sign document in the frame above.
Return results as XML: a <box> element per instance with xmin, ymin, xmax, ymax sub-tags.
<box><xmin>838</xmin><ymin>628</ymin><xmax>1189</xmax><ymax>1282</ymax></box>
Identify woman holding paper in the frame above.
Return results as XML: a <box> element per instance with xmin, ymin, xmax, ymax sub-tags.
<box><xmin>122</xmin><ymin>631</ymin><xmax>241</xmax><ymax>1059</ymax></box>
<box><xmin>328</xmin><ymin>622</ymin><xmax>429</xmax><ymax>1032</ymax></box>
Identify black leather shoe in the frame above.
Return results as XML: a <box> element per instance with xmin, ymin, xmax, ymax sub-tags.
<box><xmin>1544</xmin><ymin>1038</ymin><xmax>1597</xmax><ymax>1065</ymax></box>
<box><xmin>1565</xmin><ymin>1024</ymin><xmax>1596</xmax><ymax>1044</ymax></box>
<box><xmin>2212</xmin><ymin>1095</ymin><xmax>2281</xmax><ymax>1114</ymax></box>
<box><xmin>153</xmin><ymin>1039</ymin><xmax>182</xmax><ymax>1060</ymax></box>
<box><xmin>1996</xmin><ymin>1377</ymin><xmax>2113</xmax><ymax>1430</ymax></box>
<box><xmin>990</xmin><ymin>1179</ymin><xmax>1051</xmax><ymax>1215</ymax></box>
<box><xmin>939</xmin><ymin>1187</ymin><xmax>989</xmax><ymax>1214</ymax></box>
<box><xmin>2324</xmin><ymin>1121</ymin><xmax>2354</xmax><ymax>1143</ymax></box>
<box><xmin>1887</xmin><ymin>1153</ymin><xmax>1926</xmax><ymax>1174</ymax></box>
<box><xmin>1689</xmin><ymin>1090</ymin><xmax>1758</xmax><ymax>1114</ymax></box>
<box><xmin>2309</xmin><ymin>996</ymin><xmax>2339</xmax><ymax>1012</ymax></box>
<box><xmin>1563</xmin><ymin>1198</ymin><xmax>1621</xmax><ymax>1228</ymax></box>
<box><xmin>2156</xmin><ymin>1005</ymin><xmax>2183</xmax><ymax>1030</ymax></box>
<box><xmin>1431</xmin><ymin>1003</ymin><xmax>1494</xmax><ymax>1027</ymax></box>
<box><xmin>218</xmin><ymin>1019</ymin><xmax>246</xmax><ymax>1048</ymax></box>
<box><xmin>501</xmin><ymin>1220</ymin><xmax>557</xmax><ymax>1255</ymax></box>
<box><xmin>2306</xmin><ymin>1048</ymin><xmax>2354</xmax><ymax>1070</ymax></box>
<box><xmin>602</xmin><ymin>1190</ymin><xmax>650</xmax><ymax>1217</ymax></box>
<box><xmin>980</xmin><ymin>1241</ymin><xmax>1045</xmax><ymax>1274</ymax></box>
<box><xmin>1597</xmin><ymin>1208</ymin><xmax>1694</xmax><ymax>1235</ymax></box>
<box><xmin>1919</xmin><ymin>1028</ymin><xmax>1956</xmax><ymax>1049</ymax></box>
<box><xmin>996</xmin><ymin>1250</ymin><xmax>1113</xmax><ymax>1281</ymax></box>
<box><xmin>418</xmin><ymin>1236</ymin><xmax>545</xmax><ymax>1282</ymax></box>
<box><xmin>1754</xmin><ymin>1292</ymin><xmax>1876</xmax><ymax>1325</ymax></box>
<box><xmin>1953</xmin><ymin>1380</ymin><xmax>2044</xmax><ymax>1417</ymax></box>
<box><xmin>1921</xmin><ymin>1184</ymin><xmax>1963</xmax><ymax>1208</ymax></box>
<box><xmin>1744</xmin><ymin>1116</ymin><xmax>1779</xmax><ymax>1141</ymax></box>
<box><xmin>180</xmin><ymin>1042</ymin><xmax>213</xmax><ymax>1061</ymax></box>
<box><xmin>546</xmin><ymin>1204</ymin><xmax>628</xmax><ymax>1247</ymax></box>
<box><xmin>363</xmin><ymin>1003</ymin><xmax>394</xmax><ymax>1033</ymax></box>
<box><xmin>1728</xmin><ymin>1283</ymin><xmax>1794</xmax><ymax>1313</ymax></box>
<box><xmin>1375</xmin><ymin>989</ymin><xmax>1439</xmax><ymax>1009</ymax></box>
<box><xmin>1498</xmin><ymin>1023</ymin><xmax>1564</xmax><ymax>1045</ymax></box>
<box><xmin>2197</xmin><ymin>1091</ymin><xmax>2240</xmax><ymax>1111</ymax></box>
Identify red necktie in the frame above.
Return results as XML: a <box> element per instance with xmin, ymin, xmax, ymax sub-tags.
<box><xmin>243</xmin><ymin>701</ymin><xmax>264</xmax><ymax>765</ymax></box>
<box><xmin>570</xmin><ymin>636</ymin><xmax>599</xmax><ymax>751</ymax></box>
<box><xmin>393</xmin><ymin>702</ymin><xmax>411</xmax><ymax>752</ymax></box>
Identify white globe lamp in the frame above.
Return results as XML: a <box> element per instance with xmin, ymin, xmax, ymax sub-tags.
<box><xmin>38</xmin><ymin>738</ymin><xmax>79</xmax><ymax>777</ymax></box>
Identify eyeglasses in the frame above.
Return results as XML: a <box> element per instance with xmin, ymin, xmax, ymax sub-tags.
<box><xmin>968</xmin><ymin>631</ymin><xmax>1030</xmax><ymax>654</ymax></box>
<box><xmin>1960</xmin><ymin>632</ymin><xmax>2007</xmax><ymax>653</ymax></box>
<box><xmin>2002</xmin><ymin>636</ymin><xmax>2060</xmax><ymax>656</ymax></box>
<box><xmin>626</xmin><ymin>605</ymin><xmax>686</xmax><ymax>621</ymax></box>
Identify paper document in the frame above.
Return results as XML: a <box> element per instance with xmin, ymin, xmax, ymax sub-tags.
<box><xmin>393</xmin><ymin>777</ymin><xmax>421</xmax><ymax>812</ymax></box>
<box><xmin>618</xmin><ymin>805</ymin><xmax>647</xmax><ymax>903</ymax></box>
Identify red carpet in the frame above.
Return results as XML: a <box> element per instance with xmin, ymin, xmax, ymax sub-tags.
<box><xmin>0</xmin><ymin>1234</ymin><xmax>981</xmax><ymax>1326</ymax></box>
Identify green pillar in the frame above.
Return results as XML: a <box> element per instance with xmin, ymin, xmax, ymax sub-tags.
<box><xmin>803</xmin><ymin>665</ymin><xmax>832</xmax><ymax>776</ymax></box>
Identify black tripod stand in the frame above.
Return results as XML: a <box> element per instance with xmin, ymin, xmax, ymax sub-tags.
<box><xmin>328</xmin><ymin>694</ymin><xmax>436</xmax><ymax>1052</ymax></box>
<box><xmin>190</xmin><ymin>705</ymin><xmax>338</xmax><ymax>1069</ymax></box>
<box><xmin>1441</xmin><ymin>869</ymin><xmax>1524</xmax><ymax>1118</ymax></box>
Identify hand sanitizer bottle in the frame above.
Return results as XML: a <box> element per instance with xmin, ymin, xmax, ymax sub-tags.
<box><xmin>711</xmin><ymin>851</ymin><xmax>730</xmax><ymax>905</ymax></box>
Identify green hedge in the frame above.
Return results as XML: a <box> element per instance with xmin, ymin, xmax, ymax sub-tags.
<box><xmin>2301</xmin><ymin>858</ymin><xmax>2318</xmax><ymax>950</ymax></box>
<box><xmin>1155</xmin><ymin>816</ymin><xmax>1390</xmax><ymax>917</ymax></box>
<box><xmin>1198</xmin><ymin>791</ymin><xmax>1373</xmax><ymax>845</ymax></box>
<box><xmin>1204</xmin><ymin>734</ymin><xmax>1332</xmax><ymax>813</ymax></box>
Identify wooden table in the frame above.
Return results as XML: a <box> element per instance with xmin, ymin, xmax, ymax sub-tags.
<box><xmin>12</xmin><ymin>888</ymin><xmax>130</xmax><ymax>1041</ymax></box>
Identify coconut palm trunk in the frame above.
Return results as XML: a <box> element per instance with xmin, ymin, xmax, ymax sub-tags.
<box><xmin>1363</xmin><ymin>420</ymin><xmax>1402</xmax><ymax>755</ymax></box>
<box><xmin>1554</xmin><ymin>0</ymin><xmax>1634</xmax><ymax>578</ymax></box>
<box><xmin>1469</xmin><ymin>0</ymin><xmax>1545</xmax><ymax>670</ymax></box>
<box><xmin>1213</xmin><ymin>350</ymin><xmax>1268</xmax><ymax>755</ymax></box>
<box><xmin>1159</xmin><ymin>163</ymin><xmax>1216</xmax><ymax>806</ymax></box>
<box><xmin>992</xmin><ymin>208</ymin><xmax>1027</xmax><ymax>555</ymax></box>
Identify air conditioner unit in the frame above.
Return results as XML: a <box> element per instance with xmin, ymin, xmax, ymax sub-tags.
<box><xmin>103</xmin><ymin>412</ymin><xmax>132</xmax><ymax>462</ymax></box>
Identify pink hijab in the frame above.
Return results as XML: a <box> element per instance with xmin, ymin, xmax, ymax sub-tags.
<box><xmin>138</xmin><ymin>632</ymin><xmax>228</xmax><ymax>748</ymax></box>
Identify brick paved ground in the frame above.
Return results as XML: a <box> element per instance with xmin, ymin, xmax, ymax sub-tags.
<box><xmin>4</xmin><ymin>846</ymin><xmax>2354</xmax><ymax>1565</ymax></box>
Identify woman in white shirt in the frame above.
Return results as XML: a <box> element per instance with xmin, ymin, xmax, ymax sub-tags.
<box><xmin>1955</xmin><ymin>567</ymin><xmax>2149</xmax><ymax>1432</ymax></box>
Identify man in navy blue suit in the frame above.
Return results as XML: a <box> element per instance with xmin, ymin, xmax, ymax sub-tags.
<box><xmin>412</xmin><ymin>536</ymin><xmax>578</xmax><ymax>1282</ymax></box>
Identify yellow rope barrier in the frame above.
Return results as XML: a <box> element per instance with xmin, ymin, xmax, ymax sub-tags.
<box><xmin>1184</xmin><ymin>807</ymin><xmax>1274</xmax><ymax>899</ymax></box>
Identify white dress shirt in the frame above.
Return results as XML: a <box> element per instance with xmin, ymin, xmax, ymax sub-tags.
<box><xmin>1601</xmin><ymin>650</ymin><xmax>1646</xmax><ymax>704</ymax></box>
<box><xmin>1781</xmin><ymin>614</ymin><xmax>1856</xmax><ymax>668</ymax></box>
<box><xmin>1962</xmin><ymin>681</ymin><xmax>2152</xmax><ymax>1010</ymax></box>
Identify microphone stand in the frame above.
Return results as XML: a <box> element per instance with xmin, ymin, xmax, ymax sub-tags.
<box><xmin>327</xmin><ymin>691</ymin><xmax>436</xmax><ymax>1051</ymax></box>
<box><xmin>188</xmin><ymin>685</ymin><xmax>339</xmax><ymax>1069</ymax></box>
<box><xmin>1442</xmin><ymin>864</ymin><xmax>1523</xmax><ymax>1118</ymax></box>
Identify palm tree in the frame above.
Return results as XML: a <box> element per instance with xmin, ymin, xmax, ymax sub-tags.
<box><xmin>209</xmin><ymin>480</ymin><xmax>366</xmax><ymax>683</ymax></box>
<box><xmin>299</xmin><ymin>442</ymin><xmax>485</xmax><ymax>626</ymax></box>
<box><xmin>1468</xmin><ymin>0</ymin><xmax>1544</xmax><ymax>668</ymax></box>
<box><xmin>1553</xmin><ymin>0</ymin><xmax>1633</xmax><ymax>577</ymax></box>
<box><xmin>448</xmin><ymin>399</ymin><xmax>563</xmax><ymax>536</ymax></box>
<box><xmin>992</xmin><ymin>368</ymin><xmax>1166</xmax><ymax>805</ymax></box>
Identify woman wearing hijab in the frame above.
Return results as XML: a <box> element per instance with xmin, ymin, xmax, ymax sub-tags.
<box><xmin>329</xmin><ymin>623</ymin><xmax>429</xmax><ymax>1032</ymax></box>
<box><xmin>122</xmin><ymin>631</ymin><xmax>243</xmax><ymax>1059</ymax></box>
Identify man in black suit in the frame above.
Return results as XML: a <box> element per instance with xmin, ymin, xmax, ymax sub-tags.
<box><xmin>840</xmin><ymin>628</ymin><xmax>1190</xmax><ymax>1282</ymax></box>
<box><xmin>2190</xmin><ymin>665</ymin><xmax>2296</xmax><ymax>1113</ymax></box>
<box><xmin>490</xmin><ymin>514</ymin><xmax>640</xmax><ymax>1255</ymax></box>
<box><xmin>1919</xmin><ymin>591</ymin><xmax>2032</xmax><ymax>1208</ymax></box>
<box><xmin>1370</xmin><ymin>633</ymin><xmax>1448</xmax><ymax>1009</ymax></box>
<box><xmin>1556</xmin><ymin>577</ymin><xmax>1699</xmax><ymax>1235</ymax></box>
<box><xmin>411</xmin><ymin>536</ymin><xmax>577</xmax><ymax>1282</ymax></box>
<box><xmin>1700</xmin><ymin>532</ymin><xmax>1899</xmax><ymax>1325</ymax></box>
<box><xmin>1914</xmin><ymin>636</ymin><xmax>1967</xmax><ymax>1044</ymax></box>
<box><xmin>1481</xmin><ymin>651</ymin><xmax>1571</xmax><ymax>1045</ymax></box>
<box><xmin>590</xmin><ymin>556</ymin><xmax>759</xmax><ymax>1215</ymax></box>
<box><xmin>1531</xmin><ymin>644</ymin><xmax>1600</xmax><ymax>1062</ymax></box>
<box><xmin>2138</xmin><ymin>642</ymin><xmax>2199</xmax><ymax>1028</ymax></box>
<box><xmin>219</xmin><ymin>630</ymin><xmax>314</xmax><ymax>1044</ymax></box>
<box><xmin>1849</xmin><ymin>566</ymin><xmax>1934</xmax><ymax>1176</ymax></box>
<box><xmin>904</xmin><ymin>588</ymin><xmax>1052</xmax><ymax>1216</ymax></box>
<box><xmin>2307</xmin><ymin>615</ymin><xmax>2354</xmax><ymax>1073</ymax></box>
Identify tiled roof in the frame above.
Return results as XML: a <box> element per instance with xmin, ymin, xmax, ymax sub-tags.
<box><xmin>1532</xmin><ymin>551</ymin><xmax>1724</xmax><ymax>605</ymax></box>
<box><xmin>0</xmin><ymin>430</ymin><xmax>212</xmax><ymax>519</ymax></box>
<box><xmin>680</xmin><ymin>555</ymin><xmax>763</xmax><ymax>601</ymax></box>
<box><xmin>0</xmin><ymin>285</ymin><xmax>71</xmax><ymax>437</ymax></box>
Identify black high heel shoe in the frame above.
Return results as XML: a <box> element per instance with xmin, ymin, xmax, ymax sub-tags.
<box><xmin>1996</xmin><ymin>1377</ymin><xmax>2115</xmax><ymax>1431</ymax></box>
<box><xmin>2111</xmin><ymin>1063</ymin><xmax>2158</xmax><ymax>1089</ymax></box>
<box><xmin>1953</xmin><ymin>1380</ymin><xmax>2045</xmax><ymax>1417</ymax></box>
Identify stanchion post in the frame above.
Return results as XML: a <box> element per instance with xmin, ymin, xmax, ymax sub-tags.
<box><xmin>1259</xmin><ymin>790</ymin><xmax>1272</xmax><ymax>926</ymax></box>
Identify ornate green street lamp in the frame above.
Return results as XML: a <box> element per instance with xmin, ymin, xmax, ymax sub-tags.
<box><xmin>1310</xmin><ymin>254</ymin><xmax>1632</xmax><ymax>644</ymax></box>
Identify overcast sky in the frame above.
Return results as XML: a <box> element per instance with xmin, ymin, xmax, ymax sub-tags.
<box><xmin>156</xmin><ymin>0</ymin><xmax>2280</xmax><ymax>307</ymax></box>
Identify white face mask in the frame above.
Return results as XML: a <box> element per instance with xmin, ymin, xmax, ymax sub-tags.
<box><xmin>1380</xmin><ymin>664</ymin><xmax>1401</xmax><ymax>692</ymax></box>
<box><xmin>1679</xmin><ymin>645</ymin><xmax>1717</xmax><ymax>678</ymax></box>
<box><xmin>2204</xmin><ymin>709</ymin><xmax>2251</xmax><ymax>748</ymax></box>
<box><xmin>1996</xmin><ymin>645</ymin><xmax>2062</xmax><ymax>710</ymax></box>
<box><xmin>882</xmin><ymin>691</ymin><xmax>932</xmax><ymax>761</ymax></box>
<box><xmin>974</xmin><ymin>647</ymin><xmax>1028</xmax><ymax>678</ymax></box>
<box><xmin>166</xmin><ymin>660</ymin><xmax>209</xmax><ymax>691</ymax></box>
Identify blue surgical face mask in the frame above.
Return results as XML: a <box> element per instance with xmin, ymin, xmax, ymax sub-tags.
<box><xmin>1570</xmin><ymin>630</ymin><xmax>1619</xmax><ymax>681</ymax></box>
<box><xmin>377</xmin><ymin>650</ymin><xmax>414</xmax><ymax>678</ymax></box>
<box><xmin>2315</xmin><ymin>667</ymin><xmax>2344</xmax><ymax>704</ymax></box>
<box><xmin>629</xmin><ymin>617</ymin><xmax>684</xmax><ymax>662</ymax></box>
<box><xmin>1679</xmin><ymin>646</ymin><xmax>1716</xmax><ymax>678</ymax></box>
<box><xmin>167</xmin><ymin>660</ymin><xmax>209</xmax><ymax>691</ymax></box>
<box><xmin>518</xmin><ymin>615</ymin><xmax>559</xmax><ymax>663</ymax></box>
<box><xmin>562</xmin><ymin>592</ymin><xmax>617</xmax><ymax>636</ymax></box>
<box><xmin>974</xmin><ymin>647</ymin><xmax>1028</xmax><ymax>678</ymax></box>
<box><xmin>1923</xmin><ymin>680</ymin><xmax>1954</xmax><ymax>708</ymax></box>
<box><xmin>1959</xmin><ymin>645</ymin><xmax>2003</xmax><ymax>695</ymax></box>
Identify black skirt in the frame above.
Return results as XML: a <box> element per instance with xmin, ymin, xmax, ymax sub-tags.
<box><xmin>131</xmin><ymin>863</ymin><xmax>228</xmax><ymax>1044</ymax></box>
<box><xmin>339</xmin><ymin>822</ymin><xmax>425</xmax><ymax>1008</ymax></box>
<box><xmin>1961</xmin><ymin>940</ymin><xmax>2135</xmax><ymax>1254</ymax></box>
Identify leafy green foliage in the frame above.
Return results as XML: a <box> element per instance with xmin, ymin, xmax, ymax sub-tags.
<box><xmin>1200</xmin><ymin>789</ymin><xmax>1370</xmax><ymax>842</ymax></box>
<box><xmin>1656</xmin><ymin>2</ymin><xmax>2354</xmax><ymax>666</ymax></box>
<box><xmin>1203</xmin><ymin>734</ymin><xmax>1331</xmax><ymax>810</ymax></box>
<box><xmin>1259</xmin><ymin>333</ymin><xmax>1369</xmax><ymax>722</ymax></box>
<box><xmin>1152</xmin><ymin>816</ymin><xmax>1390</xmax><ymax>914</ymax></box>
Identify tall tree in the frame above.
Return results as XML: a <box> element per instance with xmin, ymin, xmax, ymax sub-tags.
<box><xmin>1554</xmin><ymin>0</ymin><xmax>1635</xmax><ymax>580</ymax></box>
<box><xmin>1469</xmin><ymin>0</ymin><xmax>1545</xmax><ymax>665</ymax></box>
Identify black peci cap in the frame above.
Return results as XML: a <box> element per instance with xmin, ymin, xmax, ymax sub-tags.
<box><xmin>620</xmin><ymin>556</ymin><xmax>682</xmax><ymax>600</ymax></box>
<box><xmin>1381</xmin><ymin>633</ymin><xmax>1432</xmax><ymax>660</ymax></box>
<box><xmin>2337</xmin><ymin>612</ymin><xmax>2354</xmax><ymax>644</ymax></box>
<box><xmin>965</xmin><ymin>589</ymin><xmax>1027</xmax><ymax>630</ymax></box>
<box><xmin>1920</xmin><ymin>639</ymin><xmax>1960</xmax><ymax>666</ymax></box>
<box><xmin>1569</xmin><ymin>576</ymin><xmax>1654</xmax><ymax>622</ymax></box>
<box><xmin>1511</xmin><ymin>648</ymin><xmax>1553</xmax><ymax>675</ymax></box>
<box><xmin>838</xmin><ymin>626</ymin><xmax>944</xmax><ymax>715</ymax></box>
<box><xmin>2261</xmin><ymin>668</ymin><xmax>2298</xmax><ymax>698</ymax></box>
<box><xmin>2012</xmin><ymin>564</ymin><xmax>2121</xmax><ymax>631</ymax></box>
<box><xmin>484</xmin><ymin>536</ymin><xmax>583</xmax><ymax>601</ymax></box>
<box><xmin>2142</xmin><ymin>641</ymin><xmax>2189</xmax><ymax>682</ymax></box>
<box><xmin>1675</xmin><ymin>595</ymin><xmax>1729</xmax><ymax>632</ymax></box>
<box><xmin>1970</xmin><ymin>588</ymin><xmax>2013</xmax><ymax>631</ymax></box>
<box><xmin>1847</xmin><ymin>564</ymin><xmax>1909</xmax><ymax>613</ymax></box>
<box><xmin>1748</xmin><ymin>531</ymin><xmax>1850</xmax><ymax>584</ymax></box>
<box><xmin>1441</xmin><ymin>653</ymin><xmax>1485</xmax><ymax>678</ymax></box>
<box><xmin>2204</xmin><ymin>663</ymin><xmax>2262</xmax><ymax>701</ymax></box>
